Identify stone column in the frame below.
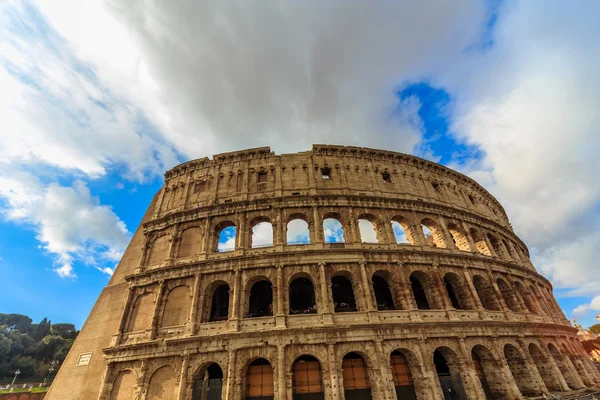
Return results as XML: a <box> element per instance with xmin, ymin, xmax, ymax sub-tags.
<box><xmin>491</xmin><ymin>339</ymin><xmax>525</xmax><ymax>400</ymax></box>
<box><xmin>359</xmin><ymin>261</ymin><xmax>375</xmax><ymax>311</ymax></box>
<box><xmin>462</xmin><ymin>269</ymin><xmax>487</xmax><ymax>319</ymax></box>
<box><xmin>319</xmin><ymin>262</ymin><xmax>333</xmax><ymax>325</ymax></box>
<box><xmin>228</xmin><ymin>268</ymin><xmax>241</xmax><ymax>332</ymax></box>
<box><xmin>236</xmin><ymin>211</ymin><xmax>246</xmax><ymax>253</ymax></box>
<box><xmin>115</xmin><ymin>285</ymin><xmax>135</xmax><ymax>345</ymax></box>
<box><xmin>136</xmin><ymin>360</ymin><xmax>149</xmax><ymax>400</ymax></box>
<box><xmin>224</xmin><ymin>350</ymin><xmax>237</xmax><ymax>400</ymax></box>
<box><xmin>150</xmin><ymin>281</ymin><xmax>165</xmax><ymax>339</ymax></box>
<box><xmin>202</xmin><ymin>217</ymin><xmax>212</xmax><ymax>255</ymax></box>
<box><xmin>539</xmin><ymin>344</ymin><xmax>570</xmax><ymax>391</ymax></box>
<box><xmin>374</xmin><ymin>341</ymin><xmax>396</xmax><ymax>400</ymax></box>
<box><xmin>177</xmin><ymin>356</ymin><xmax>190</xmax><ymax>400</ymax></box>
<box><xmin>188</xmin><ymin>274</ymin><xmax>201</xmax><ymax>335</ymax></box>
<box><xmin>277</xmin><ymin>344</ymin><xmax>287</xmax><ymax>400</ymax></box>
<box><xmin>326</xmin><ymin>343</ymin><xmax>341</xmax><ymax>400</ymax></box>
<box><xmin>523</xmin><ymin>354</ymin><xmax>549</xmax><ymax>395</ymax></box>
<box><xmin>347</xmin><ymin>207</ymin><xmax>359</xmax><ymax>245</ymax></box>
<box><xmin>458</xmin><ymin>339</ymin><xmax>487</xmax><ymax>400</ymax></box>
<box><xmin>275</xmin><ymin>208</ymin><xmax>284</xmax><ymax>248</ymax></box>
<box><xmin>431</xmin><ymin>263</ymin><xmax>452</xmax><ymax>311</ymax></box>
<box><xmin>275</xmin><ymin>265</ymin><xmax>286</xmax><ymax>328</ymax></box>
<box><xmin>312</xmin><ymin>206</ymin><xmax>322</xmax><ymax>247</ymax></box>
<box><xmin>396</xmin><ymin>263</ymin><xmax>415</xmax><ymax>311</ymax></box>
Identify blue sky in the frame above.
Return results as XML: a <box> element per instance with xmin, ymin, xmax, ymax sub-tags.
<box><xmin>0</xmin><ymin>0</ymin><xmax>599</xmax><ymax>329</ymax></box>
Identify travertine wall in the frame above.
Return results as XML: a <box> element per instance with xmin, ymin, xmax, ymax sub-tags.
<box><xmin>47</xmin><ymin>145</ymin><xmax>600</xmax><ymax>400</ymax></box>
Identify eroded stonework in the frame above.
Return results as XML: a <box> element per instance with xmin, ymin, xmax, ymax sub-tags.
<box><xmin>47</xmin><ymin>145</ymin><xmax>600</xmax><ymax>400</ymax></box>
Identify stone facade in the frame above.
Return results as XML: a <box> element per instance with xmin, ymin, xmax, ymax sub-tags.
<box><xmin>47</xmin><ymin>145</ymin><xmax>600</xmax><ymax>400</ymax></box>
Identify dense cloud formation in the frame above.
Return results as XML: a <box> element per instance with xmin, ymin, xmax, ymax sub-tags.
<box><xmin>0</xmin><ymin>0</ymin><xmax>598</xmax><ymax>325</ymax></box>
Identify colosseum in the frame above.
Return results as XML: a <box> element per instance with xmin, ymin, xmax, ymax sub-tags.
<box><xmin>47</xmin><ymin>145</ymin><xmax>600</xmax><ymax>400</ymax></box>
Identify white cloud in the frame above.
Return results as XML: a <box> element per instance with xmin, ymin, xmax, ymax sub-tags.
<box><xmin>0</xmin><ymin>170</ymin><xmax>130</xmax><ymax>277</ymax></box>
<box><xmin>323</xmin><ymin>218</ymin><xmax>345</xmax><ymax>243</ymax></box>
<box><xmin>572</xmin><ymin>296</ymin><xmax>600</xmax><ymax>319</ymax></box>
<box><xmin>286</xmin><ymin>219</ymin><xmax>310</xmax><ymax>245</ymax></box>
<box><xmin>251</xmin><ymin>222</ymin><xmax>273</xmax><ymax>248</ymax></box>
<box><xmin>358</xmin><ymin>219</ymin><xmax>378</xmax><ymax>243</ymax></box>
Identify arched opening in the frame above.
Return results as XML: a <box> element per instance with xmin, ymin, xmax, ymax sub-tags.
<box><xmin>289</xmin><ymin>278</ymin><xmax>317</xmax><ymax>314</ymax></box>
<box><xmin>215</xmin><ymin>223</ymin><xmax>236</xmax><ymax>252</ymax></box>
<box><xmin>496</xmin><ymin>278</ymin><xmax>520</xmax><ymax>312</ymax></box>
<box><xmin>548</xmin><ymin>344</ymin><xmax>581</xmax><ymax>390</ymax></box>
<box><xmin>433</xmin><ymin>348</ymin><xmax>467</xmax><ymax>400</ymax></box>
<box><xmin>323</xmin><ymin>217</ymin><xmax>345</xmax><ymax>243</ymax></box>
<box><xmin>447</xmin><ymin>224</ymin><xmax>471</xmax><ymax>251</ymax></box>
<box><xmin>470</xmin><ymin>229</ymin><xmax>491</xmax><ymax>256</ymax></box>
<box><xmin>342</xmin><ymin>352</ymin><xmax>372</xmax><ymax>400</ymax></box>
<box><xmin>332</xmin><ymin>275</ymin><xmax>357</xmax><ymax>312</ymax></box>
<box><xmin>471</xmin><ymin>345</ymin><xmax>506</xmax><ymax>399</ymax></box>
<box><xmin>147</xmin><ymin>234</ymin><xmax>169</xmax><ymax>265</ymax></box>
<box><xmin>391</xmin><ymin>217</ymin><xmax>416</xmax><ymax>244</ymax></box>
<box><xmin>178</xmin><ymin>227</ymin><xmax>202</xmax><ymax>258</ymax></box>
<box><xmin>502</xmin><ymin>239</ymin><xmax>516</xmax><ymax>261</ymax></box>
<box><xmin>472</xmin><ymin>275</ymin><xmax>502</xmax><ymax>311</ymax></box>
<box><xmin>160</xmin><ymin>285</ymin><xmax>191</xmax><ymax>327</ymax></box>
<box><xmin>192</xmin><ymin>363</ymin><xmax>223</xmax><ymax>400</ymax></box>
<box><xmin>209</xmin><ymin>284</ymin><xmax>230</xmax><ymax>322</ymax></box>
<box><xmin>515</xmin><ymin>282</ymin><xmax>536</xmax><ymax>313</ymax></box>
<box><xmin>358</xmin><ymin>219</ymin><xmax>378</xmax><ymax>243</ymax></box>
<box><xmin>529</xmin><ymin>285</ymin><xmax>550</xmax><ymax>315</ymax></box>
<box><xmin>487</xmin><ymin>234</ymin><xmax>505</xmax><ymax>258</ymax></box>
<box><xmin>443</xmin><ymin>273</ymin><xmax>472</xmax><ymax>310</ymax></box>
<box><xmin>245</xmin><ymin>358</ymin><xmax>274</xmax><ymax>400</ymax></box>
<box><xmin>529</xmin><ymin>343</ymin><xmax>561</xmax><ymax>391</ymax></box>
<box><xmin>421</xmin><ymin>219</ymin><xmax>446</xmax><ymax>248</ymax></box>
<box><xmin>410</xmin><ymin>272</ymin><xmax>435</xmax><ymax>310</ymax></box>
<box><xmin>292</xmin><ymin>355</ymin><xmax>324</xmax><ymax>400</ymax></box>
<box><xmin>504</xmin><ymin>344</ymin><xmax>541</xmax><ymax>397</ymax></box>
<box><xmin>147</xmin><ymin>366</ymin><xmax>177</xmax><ymax>400</ymax></box>
<box><xmin>251</xmin><ymin>220</ymin><xmax>273</xmax><ymax>248</ymax></box>
<box><xmin>247</xmin><ymin>280</ymin><xmax>273</xmax><ymax>318</ymax></box>
<box><xmin>372</xmin><ymin>275</ymin><xmax>395</xmax><ymax>310</ymax></box>
<box><xmin>390</xmin><ymin>351</ymin><xmax>417</xmax><ymax>400</ymax></box>
<box><xmin>287</xmin><ymin>218</ymin><xmax>310</xmax><ymax>245</ymax></box>
<box><xmin>109</xmin><ymin>370</ymin><xmax>136</xmax><ymax>400</ymax></box>
<box><xmin>127</xmin><ymin>293</ymin><xmax>154</xmax><ymax>332</ymax></box>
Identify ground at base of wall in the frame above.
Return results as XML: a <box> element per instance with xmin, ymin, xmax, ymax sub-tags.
<box><xmin>0</xmin><ymin>390</ymin><xmax>46</xmax><ymax>400</ymax></box>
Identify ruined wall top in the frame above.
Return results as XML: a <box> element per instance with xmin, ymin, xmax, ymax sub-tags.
<box><xmin>159</xmin><ymin>144</ymin><xmax>510</xmax><ymax>228</ymax></box>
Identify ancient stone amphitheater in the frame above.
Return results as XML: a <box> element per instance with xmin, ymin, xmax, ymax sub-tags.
<box><xmin>48</xmin><ymin>145</ymin><xmax>600</xmax><ymax>400</ymax></box>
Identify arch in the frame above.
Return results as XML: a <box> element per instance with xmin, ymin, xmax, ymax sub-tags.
<box><xmin>109</xmin><ymin>370</ymin><xmax>136</xmax><ymax>400</ymax></box>
<box><xmin>331</xmin><ymin>275</ymin><xmax>357</xmax><ymax>312</ymax></box>
<box><xmin>323</xmin><ymin>215</ymin><xmax>345</xmax><ymax>243</ymax></box>
<box><xmin>160</xmin><ymin>285</ymin><xmax>191</xmax><ymax>327</ymax></box>
<box><xmin>501</xmin><ymin>239</ymin><xmax>516</xmax><ymax>261</ymax></box>
<box><xmin>289</xmin><ymin>277</ymin><xmax>317</xmax><ymax>314</ymax></box>
<box><xmin>514</xmin><ymin>282</ymin><xmax>536</xmax><ymax>313</ymax></box>
<box><xmin>127</xmin><ymin>293</ymin><xmax>154</xmax><ymax>332</ymax></box>
<box><xmin>341</xmin><ymin>352</ymin><xmax>373</xmax><ymax>400</ymax></box>
<box><xmin>472</xmin><ymin>275</ymin><xmax>502</xmax><ymax>311</ymax></box>
<box><xmin>548</xmin><ymin>343</ymin><xmax>581</xmax><ymax>390</ymax></box>
<box><xmin>178</xmin><ymin>226</ymin><xmax>202</xmax><ymax>258</ymax></box>
<box><xmin>390</xmin><ymin>350</ymin><xmax>417</xmax><ymax>400</ymax></box>
<box><xmin>487</xmin><ymin>234</ymin><xmax>505</xmax><ymax>258</ymax></box>
<box><xmin>504</xmin><ymin>344</ymin><xmax>541</xmax><ymax>396</ymax></box>
<box><xmin>529</xmin><ymin>343</ymin><xmax>561</xmax><ymax>391</ymax></box>
<box><xmin>372</xmin><ymin>274</ymin><xmax>395</xmax><ymax>311</ymax></box>
<box><xmin>391</xmin><ymin>217</ymin><xmax>416</xmax><ymax>245</ymax></box>
<box><xmin>147</xmin><ymin>234</ymin><xmax>170</xmax><ymax>265</ymax></box>
<box><xmin>410</xmin><ymin>271</ymin><xmax>440</xmax><ymax>310</ymax></box>
<box><xmin>471</xmin><ymin>345</ymin><xmax>507</xmax><ymax>399</ymax></box>
<box><xmin>421</xmin><ymin>219</ymin><xmax>446</xmax><ymax>248</ymax></box>
<box><xmin>433</xmin><ymin>347</ymin><xmax>467</xmax><ymax>400</ymax></box>
<box><xmin>214</xmin><ymin>221</ymin><xmax>236</xmax><ymax>252</ymax></box>
<box><xmin>529</xmin><ymin>285</ymin><xmax>551</xmax><ymax>316</ymax></box>
<box><xmin>251</xmin><ymin>218</ymin><xmax>273</xmax><ymax>248</ymax></box>
<box><xmin>496</xmin><ymin>278</ymin><xmax>520</xmax><ymax>312</ymax></box>
<box><xmin>209</xmin><ymin>283</ymin><xmax>230</xmax><ymax>322</ymax></box>
<box><xmin>447</xmin><ymin>224</ymin><xmax>470</xmax><ymax>251</ymax></box>
<box><xmin>247</xmin><ymin>279</ymin><xmax>273</xmax><ymax>318</ymax></box>
<box><xmin>192</xmin><ymin>363</ymin><xmax>223</xmax><ymax>400</ymax></box>
<box><xmin>147</xmin><ymin>365</ymin><xmax>177</xmax><ymax>400</ymax></box>
<box><xmin>470</xmin><ymin>229</ymin><xmax>491</xmax><ymax>256</ymax></box>
<box><xmin>443</xmin><ymin>273</ymin><xmax>472</xmax><ymax>310</ymax></box>
<box><xmin>287</xmin><ymin>216</ymin><xmax>310</xmax><ymax>245</ymax></box>
<box><xmin>291</xmin><ymin>355</ymin><xmax>324</xmax><ymax>399</ymax></box>
<box><xmin>245</xmin><ymin>358</ymin><xmax>274</xmax><ymax>400</ymax></box>
<box><xmin>358</xmin><ymin>219</ymin><xmax>378</xmax><ymax>244</ymax></box>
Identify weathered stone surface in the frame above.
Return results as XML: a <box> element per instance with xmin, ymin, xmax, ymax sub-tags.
<box><xmin>47</xmin><ymin>145</ymin><xmax>600</xmax><ymax>400</ymax></box>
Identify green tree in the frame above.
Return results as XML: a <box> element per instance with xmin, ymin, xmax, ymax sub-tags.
<box><xmin>590</xmin><ymin>324</ymin><xmax>600</xmax><ymax>334</ymax></box>
<box><xmin>32</xmin><ymin>318</ymin><xmax>51</xmax><ymax>341</ymax></box>
<box><xmin>51</xmin><ymin>323</ymin><xmax>77</xmax><ymax>339</ymax></box>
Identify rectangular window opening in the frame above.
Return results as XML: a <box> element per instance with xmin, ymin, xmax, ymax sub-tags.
<box><xmin>382</xmin><ymin>171</ymin><xmax>391</xmax><ymax>183</ymax></box>
<box><xmin>258</xmin><ymin>171</ymin><xmax>268</xmax><ymax>183</ymax></box>
<box><xmin>321</xmin><ymin>167</ymin><xmax>331</xmax><ymax>180</ymax></box>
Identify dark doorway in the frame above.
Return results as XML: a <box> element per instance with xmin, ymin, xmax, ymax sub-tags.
<box><xmin>373</xmin><ymin>275</ymin><xmax>395</xmax><ymax>310</ymax></box>
<box><xmin>443</xmin><ymin>277</ymin><xmax>461</xmax><ymax>309</ymax></box>
<box><xmin>289</xmin><ymin>278</ymin><xmax>317</xmax><ymax>314</ymax></box>
<box><xmin>410</xmin><ymin>276</ymin><xmax>430</xmax><ymax>310</ymax></box>
<box><xmin>342</xmin><ymin>353</ymin><xmax>373</xmax><ymax>400</ymax></box>
<box><xmin>332</xmin><ymin>276</ymin><xmax>357</xmax><ymax>312</ymax></box>
<box><xmin>209</xmin><ymin>284</ymin><xmax>229</xmax><ymax>321</ymax></box>
<box><xmin>247</xmin><ymin>280</ymin><xmax>273</xmax><ymax>318</ymax></box>
<box><xmin>292</xmin><ymin>355</ymin><xmax>325</xmax><ymax>400</ymax></box>
<box><xmin>246</xmin><ymin>358</ymin><xmax>274</xmax><ymax>400</ymax></box>
<box><xmin>434</xmin><ymin>350</ymin><xmax>467</xmax><ymax>400</ymax></box>
<box><xmin>471</xmin><ymin>351</ymin><xmax>492</xmax><ymax>399</ymax></box>
<box><xmin>192</xmin><ymin>363</ymin><xmax>223</xmax><ymax>400</ymax></box>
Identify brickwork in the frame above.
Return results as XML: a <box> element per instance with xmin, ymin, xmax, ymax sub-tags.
<box><xmin>47</xmin><ymin>145</ymin><xmax>600</xmax><ymax>400</ymax></box>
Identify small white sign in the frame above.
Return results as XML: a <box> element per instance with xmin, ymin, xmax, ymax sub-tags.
<box><xmin>77</xmin><ymin>352</ymin><xmax>93</xmax><ymax>366</ymax></box>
